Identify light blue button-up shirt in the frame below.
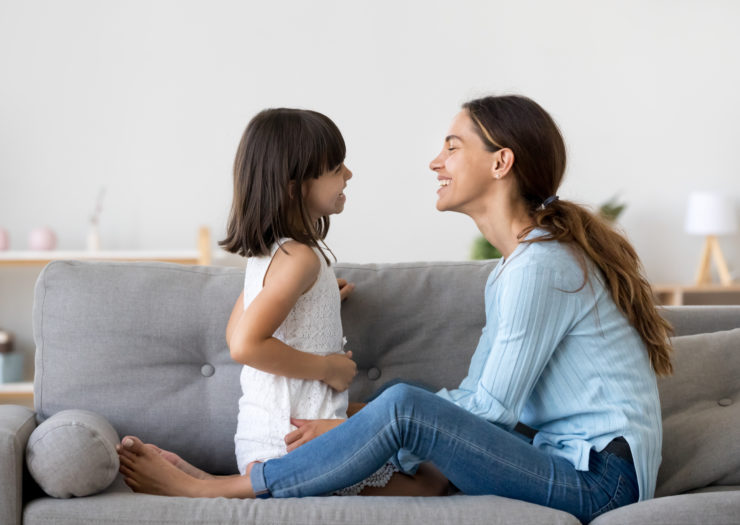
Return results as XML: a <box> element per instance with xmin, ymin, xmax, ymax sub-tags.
<box><xmin>436</xmin><ymin>231</ymin><xmax>662</xmax><ymax>501</ymax></box>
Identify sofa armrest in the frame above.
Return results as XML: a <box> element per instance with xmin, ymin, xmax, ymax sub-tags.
<box><xmin>0</xmin><ymin>405</ymin><xmax>37</xmax><ymax>525</ymax></box>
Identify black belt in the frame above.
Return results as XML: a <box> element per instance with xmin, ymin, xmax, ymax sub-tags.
<box><xmin>604</xmin><ymin>437</ymin><xmax>633</xmax><ymax>464</ymax></box>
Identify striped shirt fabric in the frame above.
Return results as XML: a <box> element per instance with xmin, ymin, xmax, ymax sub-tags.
<box><xmin>436</xmin><ymin>230</ymin><xmax>663</xmax><ymax>500</ymax></box>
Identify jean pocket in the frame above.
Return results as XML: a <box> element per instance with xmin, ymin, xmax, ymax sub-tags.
<box><xmin>590</xmin><ymin>474</ymin><xmax>638</xmax><ymax>521</ymax></box>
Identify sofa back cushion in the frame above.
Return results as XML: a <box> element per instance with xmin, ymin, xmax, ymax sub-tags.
<box><xmin>34</xmin><ymin>261</ymin><xmax>244</xmax><ymax>475</ymax></box>
<box><xmin>655</xmin><ymin>328</ymin><xmax>740</xmax><ymax>496</ymax></box>
<box><xmin>336</xmin><ymin>261</ymin><xmax>495</xmax><ymax>401</ymax></box>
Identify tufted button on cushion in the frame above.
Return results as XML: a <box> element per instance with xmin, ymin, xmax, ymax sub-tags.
<box><xmin>718</xmin><ymin>398</ymin><xmax>733</xmax><ymax>407</ymax></box>
<box><xmin>201</xmin><ymin>364</ymin><xmax>215</xmax><ymax>377</ymax></box>
<box><xmin>367</xmin><ymin>367</ymin><xmax>381</xmax><ymax>380</ymax></box>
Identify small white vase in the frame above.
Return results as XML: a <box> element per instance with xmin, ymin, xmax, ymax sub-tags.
<box><xmin>87</xmin><ymin>224</ymin><xmax>101</xmax><ymax>251</ymax></box>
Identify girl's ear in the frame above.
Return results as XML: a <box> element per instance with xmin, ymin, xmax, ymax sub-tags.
<box><xmin>491</xmin><ymin>148</ymin><xmax>515</xmax><ymax>180</ymax></box>
<box><xmin>287</xmin><ymin>181</ymin><xmax>297</xmax><ymax>199</ymax></box>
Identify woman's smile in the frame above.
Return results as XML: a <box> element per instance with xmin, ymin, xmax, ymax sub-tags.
<box><xmin>437</xmin><ymin>177</ymin><xmax>451</xmax><ymax>194</ymax></box>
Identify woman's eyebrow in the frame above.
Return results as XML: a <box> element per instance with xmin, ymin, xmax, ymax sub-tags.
<box><xmin>445</xmin><ymin>134</ymin><xmax>462</xmax><ymax>143</ymax></box>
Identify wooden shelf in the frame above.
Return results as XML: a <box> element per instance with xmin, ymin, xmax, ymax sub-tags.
<box><xmin>653</xmin><ymin>283</ymin><xmax>740</xmax><ymax>305</ymax></box>
<box><xmin>0</xmin><ymin>227</ymin><xmax>211</xmax><ymax>266</ymax></box>
<box><xmin>0</xmin><ymin>381</ymin><xmax>33</xmax><ymax>408</ymax></box>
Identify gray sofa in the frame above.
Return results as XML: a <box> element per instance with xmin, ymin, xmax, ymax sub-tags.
<box><xmin>1</xmin><ymin>259</ymin><xmax>739</xmax><ymax>525</ymax></box>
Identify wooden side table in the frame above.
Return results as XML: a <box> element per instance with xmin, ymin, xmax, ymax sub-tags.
<box><xmin>652</xmin><ymin>284</ymin><xmax>740</xmax><ymax>306</ymax></box>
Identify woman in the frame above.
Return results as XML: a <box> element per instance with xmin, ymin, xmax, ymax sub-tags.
<box><xmin>119</xmin><ymin>95</ymin><xmax>672</xmax><ymax>523</ymax></box>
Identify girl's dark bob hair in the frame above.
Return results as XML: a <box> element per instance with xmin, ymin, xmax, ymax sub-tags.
<box><xmin>219</xmin><ymin>108</ymin><xmax>346</xmax><ymax>263</ymax></box>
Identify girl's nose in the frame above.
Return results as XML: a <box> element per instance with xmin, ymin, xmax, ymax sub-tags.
<box><xmin>344</xmin><ymin>166</ymin><xmax>353</xmax><ymax>180</ymax></box>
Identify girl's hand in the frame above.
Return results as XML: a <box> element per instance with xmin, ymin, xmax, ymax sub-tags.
<box><xmin>337</xmin><ymin>278</ymin><xmax>355</xmax><ymax>301</ymax></box>
<box><xmin>285</xmin><ymin>418</ymin><xmax>345</xmax><ymax>452</ymax></box>
<box><xmin>322</xmin><ymin>351</ymin><xmax>357</xmax><ymax>391</ymax></box>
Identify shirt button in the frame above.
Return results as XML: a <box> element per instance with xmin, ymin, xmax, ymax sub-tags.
<box><xmin>367</xmin><ymin>367</ymin><xmax>381</xmax><ymax>380</ymax></box>
<box><xmin>201</xmin><ymin>364</ymin><xmax>215</xmax><ymax>377</ymax></box>
<box><xmin>718</xmin><ymin>398</ymin><xmax>732</xmax><ymax>407</ymax></box>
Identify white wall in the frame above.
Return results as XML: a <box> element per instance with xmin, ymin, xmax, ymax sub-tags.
<box><xmin>2</xmin><ymin>0</ymin><xmax>740</xmax><ymax>378</ymax></box>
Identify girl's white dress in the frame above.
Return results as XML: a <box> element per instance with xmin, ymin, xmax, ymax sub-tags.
<box><xmin>233</xmin><ymin>239</ymin><xmax>396</xmax><ymax>495</ymax></box>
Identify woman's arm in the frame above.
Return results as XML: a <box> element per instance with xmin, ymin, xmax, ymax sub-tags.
<box><xmin>443</xmin><ymin>264</ymin><xmax>574</xmax><ymax>428</ymax></box>
<box><xmin>229</xmin><ymin>242</ymin><xmax>357</xmax><ymax>391</ymax></box>
<box><xmin>283</xmin><ymin>402</ymin><xmax>366</xmax><ymax>451</ymax></box>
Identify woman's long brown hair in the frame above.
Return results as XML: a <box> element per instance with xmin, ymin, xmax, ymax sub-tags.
<box><xmin>464</xmin><ymin>95</ymin><xmax>673</xmax><ymax>376</ymax></box>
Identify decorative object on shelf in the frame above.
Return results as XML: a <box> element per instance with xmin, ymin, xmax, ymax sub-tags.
<box><xmin>28</xmin><ymin>227</ymin><xmax>57</xmax><ymax>251</ymax></box>
<box><xmin>0</xmin><ymin>328</ymin><xmax>23</xmax><ymax>383</ymax></box>
<box><xmin>0</xmin><ymin>329</ymin><xmax>13</xmax><ymax>354</ymax></box>
<box><xmin>469</xmin><ymin>195</ymin><xmax>627</xmax><ymax>261</ymax></box>
<box><xmin>87</xmin><ymin>187</ymin><xmax>105</xmax><ymax>251</ymax></box>
<box><xmin>0</xmin><ymin>227</ymin><xmax>9</xmax><ymax>250</ymax></box>
<box><xmin>685</xmin><ymin>191</ymin><xmax>737</xmax><ymax>286</ymax></box>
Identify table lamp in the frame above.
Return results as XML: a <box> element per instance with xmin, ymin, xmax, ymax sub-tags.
<box><xmin>685</xmin><ymin>192</ymin><xmax>737</xmax><ymax>286</ymax></box>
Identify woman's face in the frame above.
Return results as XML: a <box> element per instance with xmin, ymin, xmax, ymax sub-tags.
<box><xmin>429</xmin><ymin>111</ymin><xmax>497</xmax><ymax>214</ymax></box>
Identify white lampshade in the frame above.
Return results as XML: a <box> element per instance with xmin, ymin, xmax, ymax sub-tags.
<box><xmin>685</xmin><ymin>192</ymin><xmax>738</xmax><ymax>235</ymax></box>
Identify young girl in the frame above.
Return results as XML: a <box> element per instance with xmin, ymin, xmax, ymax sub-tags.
<box><xmin>118</xmin><ymin>108</ymin><xmax>448</xmax><ymax>497</ymax></box>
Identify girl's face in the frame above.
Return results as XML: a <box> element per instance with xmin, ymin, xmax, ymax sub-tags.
<box><xmin>429</xmin><ymin>111</ymin><xmax>498</xmax><ymax>214</ymax></box>
<box><xmin>303</xmin><ymin>163</ymin><xmax>353</xmax><ymax>221</ymax></box>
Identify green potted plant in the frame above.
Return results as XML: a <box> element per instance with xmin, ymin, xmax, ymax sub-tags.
<box><xmin>470</xmin><ymin>195</ymin><xmax>627</xmax><ymax>260</ymax></box>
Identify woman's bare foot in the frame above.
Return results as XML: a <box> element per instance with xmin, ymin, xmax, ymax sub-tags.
<box><xmin>118</xmin><ymin>436</ymin><xmax>257</xmax><ymax>499</ymax></box>
<box><xmin>119</xmin><ymin>440</ymin><xmax>213</xmax><ymax>481</ymax></box>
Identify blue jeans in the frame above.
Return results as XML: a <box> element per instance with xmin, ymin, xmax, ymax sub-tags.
<box><xmin>251</xmin><ymin>384</ymin><xmax>638</xmax><ymax>524</ymax></box>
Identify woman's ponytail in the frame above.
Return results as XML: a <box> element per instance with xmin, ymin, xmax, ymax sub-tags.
<box><xmin>525</xmin><ymin>200</ymin><xmax>674</xmax><ymax>376</ymax></box>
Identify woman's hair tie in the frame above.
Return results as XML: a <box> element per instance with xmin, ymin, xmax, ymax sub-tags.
<box><xmin>540</xmin><ymin>195</ymin><xmax>560</xmax><ymax>209</ymax></box>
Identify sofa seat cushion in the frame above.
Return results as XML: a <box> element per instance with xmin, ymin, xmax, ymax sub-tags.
<box><xmin>588</xmin><ymin>490</ymin><xmax>740</xmax><ymax>525</ymax></box>
<box><xmin>22</xmin><ymin>478</ymin><xmax>580</xmax><ymax>525</ymax></box>
<box><xmin>656</xmin><ymin>328</ymin><xmax>740</xmax><ymax>496</ymax></box>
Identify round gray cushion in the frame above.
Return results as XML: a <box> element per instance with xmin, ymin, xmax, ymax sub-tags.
<box><xmin>26</xmin><ymin>409</ymin><xmax>120</xmax><ymax>498</ymax></box>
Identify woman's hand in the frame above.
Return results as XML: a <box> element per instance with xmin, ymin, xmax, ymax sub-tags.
<box><xmin>322</xmin><ymin>351</ymin><xmax>357</xmax><ymax>391</ymax></box>
<box><xmin>337</xmin><ymin>278</ymin><xmax>355</xmax><ymax>301</ymax></box>
<box><xmin>285</xmin><ymin>418</ymin><xmax>345</xmax><ymax>452</ymax></box>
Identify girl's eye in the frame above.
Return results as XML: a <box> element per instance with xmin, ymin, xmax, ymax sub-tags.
<box><xmin>447</xmin><ymin>147</ymin><xmax>457</xmax><ymax>151</ymax></box>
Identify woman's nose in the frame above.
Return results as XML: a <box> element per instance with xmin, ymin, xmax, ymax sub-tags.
<box><xmin>344</xmin><ymin>166</ymin><xmax>353</xmax><ymax>180</ymax></box>
<box><xmin>429</xmin><ymin>152</ymin><xmax>443</xmax><ymax>172</ymax></box>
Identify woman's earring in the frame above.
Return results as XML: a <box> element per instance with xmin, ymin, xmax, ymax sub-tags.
<box><xmin>495</xmin><ymin>173</ymin><xmax>501</xmax><ymax>179</ymax></box>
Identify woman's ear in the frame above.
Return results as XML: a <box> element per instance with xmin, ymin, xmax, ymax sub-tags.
<box><xmin>491</xmin><ymin>148</ymin><xmax>515</xmax><ymax>179</ymax></box>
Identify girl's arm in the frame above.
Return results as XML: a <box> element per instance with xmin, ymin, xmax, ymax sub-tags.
<box><xmin>225</xmin><ymin>290</ymin><xmax>244</xmax><ymax>346</ymax></box>
<box><xmin>228</xmin><ymin>241</ymin><xmax>357</xmax><ymax>391</ymax></box>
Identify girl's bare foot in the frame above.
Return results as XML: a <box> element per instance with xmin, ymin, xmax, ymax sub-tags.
<box><xmin>118</xmin><ymin>436</ymin><xmax>204</xmax><ymax>496</ymax></box>
<box><xmin>118</xmin><ymin>436</ymin><xmax>257</xmax><ymax>499</ymax></box>
<box><xmin>136</xmin><ymin>442</ymin><xmax>213</xmax><ymax>480</ymax></box>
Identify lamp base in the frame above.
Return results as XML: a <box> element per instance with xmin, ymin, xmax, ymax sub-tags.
<box><xmin>694</xmin><ymin>235</ymin><xmax>733</xmax><ymax>286</ymax></box>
